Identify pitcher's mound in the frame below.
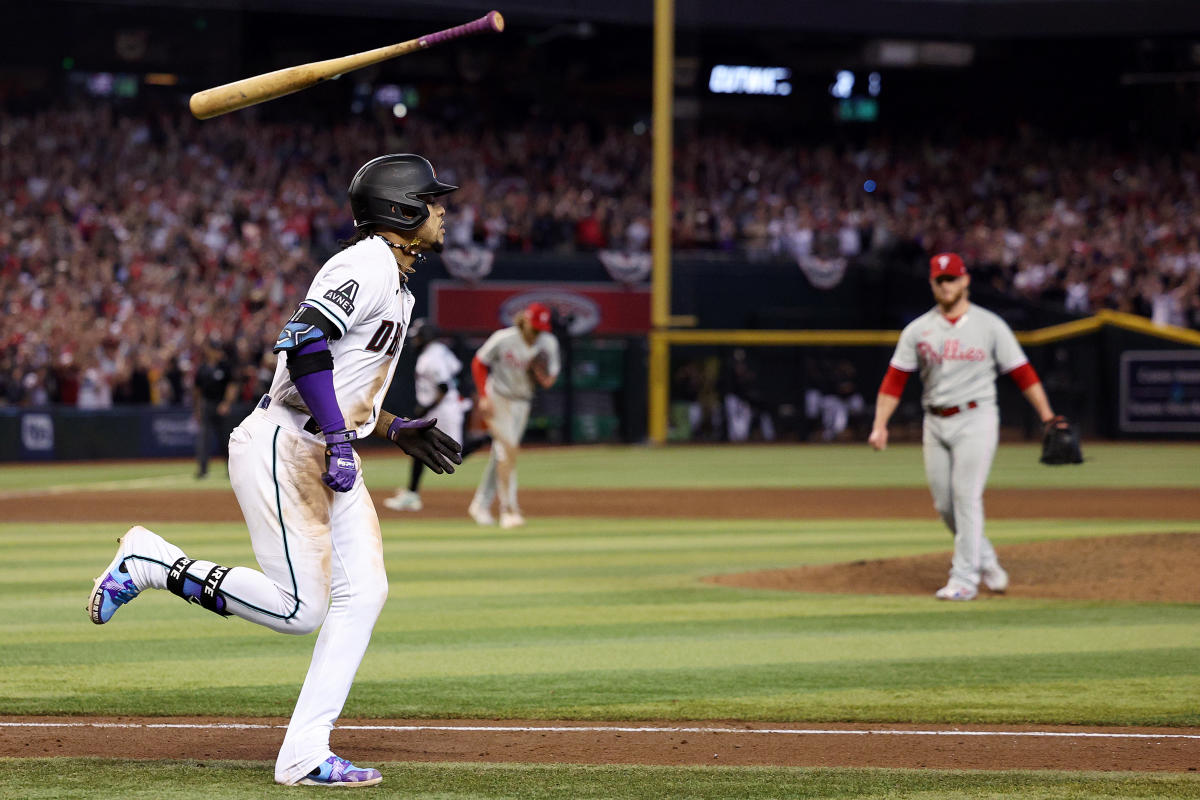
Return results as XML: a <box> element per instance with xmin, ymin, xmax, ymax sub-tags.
<box><xmin>705</xmin><ymin>532</ymin><xmax>1200</xmax><ymax>603</ymax></box>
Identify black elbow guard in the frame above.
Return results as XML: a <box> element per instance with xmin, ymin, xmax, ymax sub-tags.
<box><xmin>286</xmin><ymin>348</ymin><xmax>334</xmax><ymax>381</ymax></box>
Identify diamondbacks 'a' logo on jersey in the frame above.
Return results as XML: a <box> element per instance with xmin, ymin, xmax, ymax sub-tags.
<box><xmin>323</xmin><ymin>280</ymin><xmax>359</xmax><ymax>315</ymax></box>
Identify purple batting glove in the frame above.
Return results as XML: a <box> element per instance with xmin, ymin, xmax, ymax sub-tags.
<box><xmin>322</xmin><ymin>429</ymin><xmax>358</xmax><ymax>492</ymax></box>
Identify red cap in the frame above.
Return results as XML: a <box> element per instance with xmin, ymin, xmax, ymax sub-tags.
<box><xmin>526</xmin><ymin>302</ymin><xmax>553</xmax><ymax>332</ymax></box>
<box><xmin>930</xmin><ymin>252</ymin><xmax>966</xmax><ymax>279</ymax></box>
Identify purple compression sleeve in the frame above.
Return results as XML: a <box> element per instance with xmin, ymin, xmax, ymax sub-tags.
<box><xmin>291</xmin><ymin>340</ymin><xmax>347</xmax><ymax>434</ymax></box>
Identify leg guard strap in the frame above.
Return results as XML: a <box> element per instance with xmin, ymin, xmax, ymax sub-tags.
<box><xmin>166</xmin><ymin>557</ymin><xmax>232</xmax><ymax>617</ymax></box>
<box><xmin>200</xmin><ymin>565</ymin><xmax>232</xmax><ymax>616</ymax></box>
<box><xmin>166</xmin><ymin>557</ymin><xmax>194</xmax><ymax>596</ymax></box>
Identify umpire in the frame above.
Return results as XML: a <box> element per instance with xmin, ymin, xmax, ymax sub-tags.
<box><xmin>193</xmin><ymin>336</ymin><xmax>239</xmax><ymax>478</ymax></box>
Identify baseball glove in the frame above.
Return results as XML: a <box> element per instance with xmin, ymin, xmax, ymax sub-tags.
<box><xmin>1040</xmin><ymin>415</ymin><xmax>1083</xmax><ymax>465</ymax></box>
<box><xmin>529</xmin><ymin>352</ymin><xmax>553</xmax><ymax>387</ymax></box>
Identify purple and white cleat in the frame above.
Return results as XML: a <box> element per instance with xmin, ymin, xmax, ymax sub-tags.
<box><xmin>88</xmin><ymin>537</ymin><xmax>140</xmax><ymax>624</ymax></box>
<box><xmin>298</xmin><ymin>755</ymin><xmax>383</xmax><ymax>787</ymax></box>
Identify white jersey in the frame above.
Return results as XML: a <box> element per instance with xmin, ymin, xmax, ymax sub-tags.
<box><xmin>415</xmin><ymin>341</ymin><xmax>462</xmax><ymax>409</ymax></box>
<box><xmin>476</xmin><ymin>327</ymin><xmax>560</xmax><ymax>401</ymax></box>
<box><xmin>889</xmin><ymin>303</ymin><xmax>1028</xmax><ymax>408</ymax></box>
<box><xmin>269</xmin><ymin>236</ymin><xmax>414</xmax><ymax>436</ymax></box>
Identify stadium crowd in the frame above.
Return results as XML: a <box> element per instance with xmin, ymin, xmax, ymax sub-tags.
<box><xmin>2</xmin><ymin>107</ymin><xmax>1199</xmax><ymax>407</ymax></box>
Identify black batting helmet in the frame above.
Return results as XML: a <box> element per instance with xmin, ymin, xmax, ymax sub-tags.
<box><xmin>348</xmin><ymin>154</ymin><xmax>458</xmax><ymax>233</ymax></box>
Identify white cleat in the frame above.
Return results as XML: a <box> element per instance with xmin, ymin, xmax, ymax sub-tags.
<box><xmin>499</xmin><ymin>512</ymin><xmax>526</xmax><ymax>530</ymax></box>
<box><xmin>383</xmin><ymin>490</ymin><xmax>423</xmax><ymax>512</ymax></box>
<box><xmin>468</xmin><ymin>499</ymin><xmax>496</xmax><ymax>526</ymax></box>
<box><xmin>935</xmin><ymin>579</ymin><xmax>978</xmax><ymax>601</ymax></box>
<box><xmin>982</xmin><ymin>565</ymin><xmax>1009</xmax><ymax>593</ymax></box>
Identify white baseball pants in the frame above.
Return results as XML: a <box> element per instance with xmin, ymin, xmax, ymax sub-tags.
<box><xmin>118</xmin><ymin>409</ymin><xmax>388</xmax><ymax>785</ymax></box>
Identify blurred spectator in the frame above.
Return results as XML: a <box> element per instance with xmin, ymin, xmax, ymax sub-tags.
<box><xmin>3</xmin><ymin>105</ymin><xmax>1200</xmax><ymax>415</ymax></box>
<box><xmin>805</xmin><ymin>359</ymin><xmax>866</xmax><ymax>442</ymax></box>
<box><xmin>670</xmin><ymin>356</ymin><xmax>723</xmax><ymax>441</ymax></box>
<box><xmin>721</xmin><ymin>348</ymin><xmax>776</xmax><ymax>442</ymax></box>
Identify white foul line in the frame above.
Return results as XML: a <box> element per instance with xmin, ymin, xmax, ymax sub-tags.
<box><xmin>2</xmin><ymin>722</ymin><xmax>1199</xmax><ymax>740</ymax></box>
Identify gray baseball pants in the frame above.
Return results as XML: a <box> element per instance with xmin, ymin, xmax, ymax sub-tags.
<box><xmin>922</xmin><ymin>401</ymin><xmax>1002</xmax><ymax>587</ymax></box>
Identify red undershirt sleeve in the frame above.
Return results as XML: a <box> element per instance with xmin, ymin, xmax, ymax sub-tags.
<box><xmin>878</xmin><ymin>365</ymin><xmax>912</xmax><ymax>398</ymax></box>
<box><xmin>1005</xmin><ymin>362</ymin><xmax>1040</xmax><ymax>391</ymax></box>
<box><xmin>471</xmin><ymin>356</ymin><xmax>490</xmax><ymax>398</ymax></box>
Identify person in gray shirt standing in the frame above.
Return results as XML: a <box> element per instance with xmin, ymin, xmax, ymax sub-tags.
<box><xmin>468</xmin><ymin>302</ymin><xmax>561</xmax><ymax>529</ymax></box>
<box><xmin>868</xmin><ymin>252</ymin><xmax>1058</xmax><ymax>601</ymax></box>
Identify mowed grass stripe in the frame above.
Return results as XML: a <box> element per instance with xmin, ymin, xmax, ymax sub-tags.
<box><xmin>4</xmin><ymin>519</ymin><xmax>1195</xmax><ymax>578</ymax></box>
<box><xmin>6</xmin><ymin>760</ymin><xmax>1200</xmax><ymax>800</ymax></box>
<box><xmin>2</xmin><ymin>517</ymin><xmax>1192</xmax><ymax>553</ymax></box>
<box><xmin>0</xmin><ymin>443</ymin><xmax>1196</xmax><ymax>492</ymax></box>
<box><xmin>7</xmin><ymin>652</ymin><xmax>1200</xmax><ymax>723</ymax></box>
<box><xmin>20</xmin><ymin>599</ymin><xmax>1200</xmax><ymax>656</ymax></box>
<box><xmin>9</xmin><ymin>617</ymin><xmax>1199</xmax><ymax>694</ymax></box>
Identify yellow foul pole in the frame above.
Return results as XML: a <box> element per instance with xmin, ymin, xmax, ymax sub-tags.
<box><xmin>648</xmin><ymin>0</ymin><xmax>674</xmax><ymax>444</ymax></box>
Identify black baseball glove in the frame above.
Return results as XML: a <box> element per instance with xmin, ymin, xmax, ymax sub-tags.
<box><xmin>386</xmin><ymin>416</ymin><xmax>463</xmax><ymax>474</ymax></box>
<box><xmin>1040</xmin><ymin>415</ymin><xmax>1083</xmax><ymax>465</ymax></box>
<box><xmin>529</xmin><ymin>352</ymin><xmax>553</xmax><ymax>387</ymax></box>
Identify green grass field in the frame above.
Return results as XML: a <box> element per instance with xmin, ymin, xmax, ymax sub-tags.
<box><xmin>3</xmin><ymin>443</ymin><xmax>1199</xmax><ymax>798</ymax></box>
<box><xmin>5</xmin><ymin>761</ymin><xmax>1200</xmax><ymax>800</ymax></box>
<box><xmin>1</xmin><ymin>442</ymin><xmax>1196</xmax><ymax>493</ymax></box>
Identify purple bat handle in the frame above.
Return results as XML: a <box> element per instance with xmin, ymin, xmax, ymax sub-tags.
<box><xmin>420</xmin><ymin>11</ymin><xmax>505</xmax><ymax>47</ymax></box>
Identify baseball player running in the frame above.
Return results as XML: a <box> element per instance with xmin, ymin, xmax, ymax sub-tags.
<box><xmin>468</xmin><ymin>302</ymin><xmax>560</xmax><ymax>529</ymax></box>
<box><xmin>868</xmin><ymin>252</ymin><xmax>1058</xmax><ymax>601</ymax></box>
<box><xmin>384</xmin><ymin>319</ymin><xmax>487</xmax><ymax>512</ymax></box>
<box><xmin>87</xmin><ymin>154</ymin><xmax>463</xmax><ymax>787</ymax></box>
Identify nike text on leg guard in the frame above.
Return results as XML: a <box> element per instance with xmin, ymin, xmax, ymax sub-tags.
<box><xmin>166</xmin><ymin>557</ymin><xmax>233</xmax><ymax>616</ymax></box>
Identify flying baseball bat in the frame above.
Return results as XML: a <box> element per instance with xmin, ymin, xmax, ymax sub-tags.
<box><xmin>189</xmin><ymin>10</ymin><xmax>505</xmax><ymax>120</ymax></box>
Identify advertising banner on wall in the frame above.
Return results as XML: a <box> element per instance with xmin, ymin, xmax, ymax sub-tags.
<box><xmin>141</xmin><ymin>410</ymin><xmax>199</xmax><ymax>458</ymax></box>
<box><xmin>19</xmin><ymin>412</ymin><xmax>55</xmax><ymax>460</ymax></box>
<box><xmin>429</xmin><ymin>281</ymin><xmax>651</xmax><ymax>336</ymax></box>
<box><xmin>1119</xmin><ymin>350</ymin><xmax>1200</xmax><ymax>433</ymax></box>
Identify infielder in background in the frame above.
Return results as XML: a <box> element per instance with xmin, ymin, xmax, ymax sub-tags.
<box><xmin>868</xmin><ymin>252</ymin><xmax>1058</xmax><ymax>601</ymax></box>
<box><xmin>384</xmin><ymin>319</ymin><xmax>488</xmax><ymax>511</ymax></box>
<box><xmin>88</xmin><ymin>154</ymin><xmax>462</xmax><ymax>787</ymax></box>
<box><xmin>468</xmin><ymin>302</ymin><xmax>560</xmax><ymax>529</ymax></box>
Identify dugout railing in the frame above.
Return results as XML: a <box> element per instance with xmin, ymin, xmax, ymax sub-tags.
<box><xmin>649</xmin><ymin>310</ymin><xmax>1200</xmax><ymax>443</ymax></box>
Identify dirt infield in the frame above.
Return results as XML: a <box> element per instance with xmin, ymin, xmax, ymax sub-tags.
<box><xmin>4</xmin><ymin>717</ymin><xmax>1200</xmax><ymax>771</ymax></box>
<box><xmin>7</xmin><ymin>486</ymin><xmax>1200</xmax><ymax>522</ymax></box>
<box><xmin>707</xmin><ymin>532</ymin><xmax>1200</xmax><ymax>603</ymax></box>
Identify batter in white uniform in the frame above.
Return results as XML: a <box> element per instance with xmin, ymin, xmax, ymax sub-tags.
<box><xmin>87</xmin><ymin>154</ymin><xmax>462</xmax><ymax>786</ymax></box>
<box><xmin>868</xmin><ymin>252</ymin><xmax>1057</xmax><ymax>601</ymax></box>
<box><xmin>384</xmin><ymin>320</ymin><xmax>487</xmax><ymax>512</ymax></box>
<box><xmin>468</xmin><ymin>302</ymin><xmax>560</xmax><ymax>529</ymax></box>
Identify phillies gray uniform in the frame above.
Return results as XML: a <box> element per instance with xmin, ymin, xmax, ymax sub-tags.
<box><xmin>889</xmin><ymin>303</ymin><xmax>1029</xmax><ymax>588</ymax></box>
<box><xmin>101</xmin><ymin>235</ymin><xmax>412</xmax><ymax>784</ymax></box>
<box><xmin>471</xmin><ymin>326</ymin><xmax>560</xmax><ymax>516</ymax></box>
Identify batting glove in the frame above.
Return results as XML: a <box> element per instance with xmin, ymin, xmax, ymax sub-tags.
<box><xmin>387</xmin><ymin>416</ymin><xmax>463</xmax><ymax>474</ymax></box>
<box><xmin>322</xmin><ymin>429</ymin><xmax>358</xmax><ymax>492</ymax></box>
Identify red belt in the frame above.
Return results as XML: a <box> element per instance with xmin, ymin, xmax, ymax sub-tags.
<box><xmin>927</xmin><ymin>400</ymin><xmax>978</xmax><ymax>418</ymax></box>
